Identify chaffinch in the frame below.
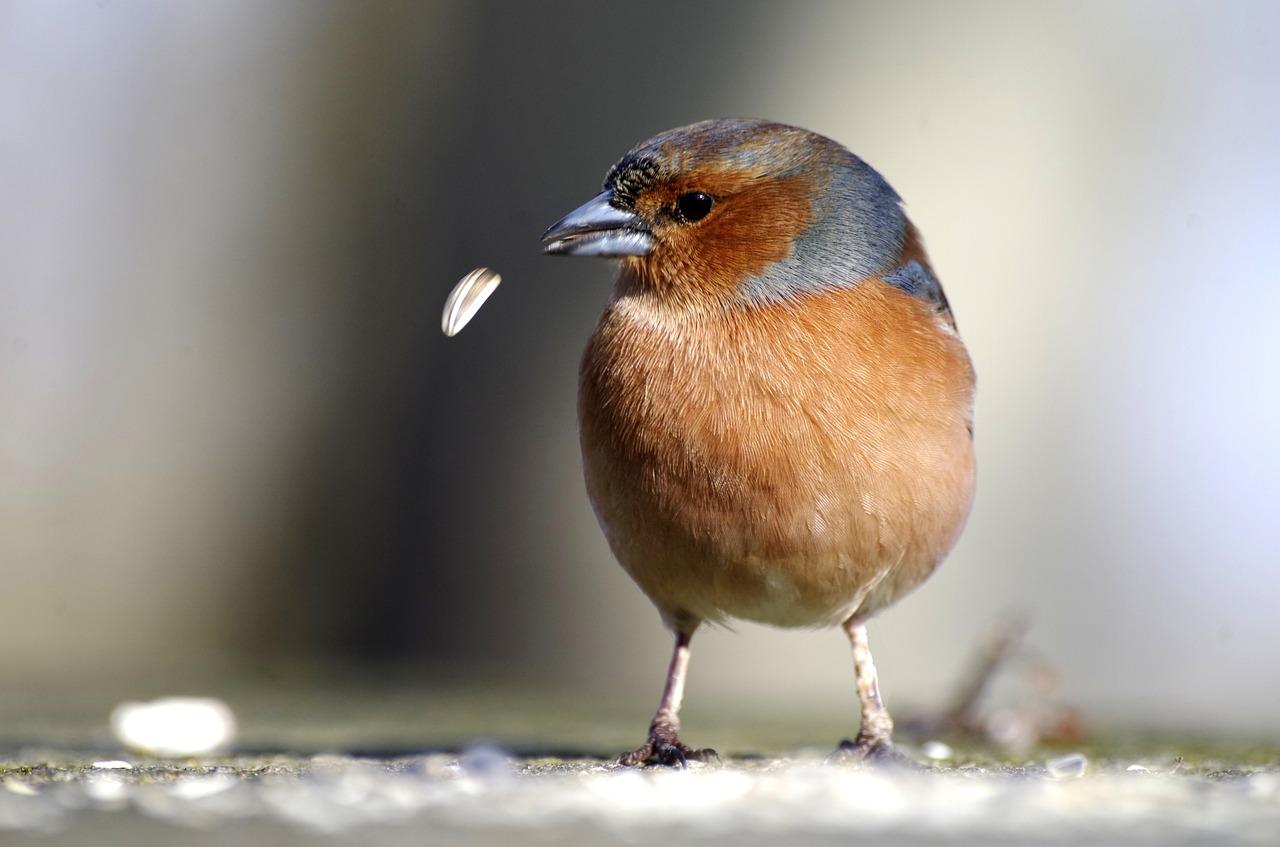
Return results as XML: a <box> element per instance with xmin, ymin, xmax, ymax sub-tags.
<box><xmin>542</xmin><ymin>119</ymin><xmax>975</xmax><ymax>765</ymax></box>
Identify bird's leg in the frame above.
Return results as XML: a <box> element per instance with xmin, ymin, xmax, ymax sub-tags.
<box><xmin>618</xmin><ymin>628</ymin><xmax>717</xmax><ymax>767</ymax></box>
<box><xmin>829</xmin><ymin>618</ymin><xmax>907</xmax><ymax>763</ymax></box>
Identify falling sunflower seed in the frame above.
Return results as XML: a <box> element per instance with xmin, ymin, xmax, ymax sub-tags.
<box><xmin>442</xmin><ymin>267</ymin><xmax>502</xmax><ymax>336</ymax></box>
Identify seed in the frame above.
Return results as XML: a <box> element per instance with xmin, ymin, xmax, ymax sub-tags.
<box><xmin>442</xmin><ymin>267</ymin><xmax>502</xmax><ymax>336</ymax></box>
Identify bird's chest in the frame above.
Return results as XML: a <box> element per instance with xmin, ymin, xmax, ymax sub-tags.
<box><xmin>576</xmin><ymin>290</ymin><xmax>974</xmax><ymax>626</ymax></box>
<box><xmin>578</xmin><ymin>303</ymin><xmax>857</xmax><ymax>552</ymax></box>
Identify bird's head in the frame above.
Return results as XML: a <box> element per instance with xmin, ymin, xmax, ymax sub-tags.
<box><xmin>542</xmin><ymin>119</ymin><xmax>908</xmax><ymax>311</ymax></box>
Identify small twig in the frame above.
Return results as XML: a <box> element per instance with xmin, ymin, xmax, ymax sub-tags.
<box><xmin>943</xmin><ymin>617</ymin><xmax>1029</xmax><ymax>731</ymax></box>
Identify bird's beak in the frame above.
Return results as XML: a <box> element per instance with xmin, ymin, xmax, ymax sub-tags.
<box><xmin>541</xmin><ymin>190</ymin><xmax>654</xmax><ymax>257</ymax></box>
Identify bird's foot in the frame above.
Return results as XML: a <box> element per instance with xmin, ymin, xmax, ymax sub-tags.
<box><xmin>826</xmin><ymin>733</ymin><xmax>921</xmax><ymax>768</ymax></box>
<box><xmin>618</xmin><ymin>724</ymin><xmax>718</xmax><ymax>768</ymax></box>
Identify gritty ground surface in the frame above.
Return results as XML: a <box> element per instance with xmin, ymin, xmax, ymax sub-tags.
<box><xmin>1</xmin><ymin>678</ymin><xmax>1277</xmax><ymax>845</ymax></box>
<box><xmin>2</xmin><ymin>746</ymin><xmax>1279</xmax><ymax>846</ymax></box>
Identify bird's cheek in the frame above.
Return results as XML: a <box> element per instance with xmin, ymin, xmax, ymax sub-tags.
<box><xmin>643</xmin><ymin>238</ymin><xmax>743</xmax><ymax>303</ymax></box>
<box><xmin>701</xmin><ymin>179</ymin><xmax>813</xmax><ymax>289</ymax></box>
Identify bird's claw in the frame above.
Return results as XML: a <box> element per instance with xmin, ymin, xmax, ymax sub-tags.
<box><xmin>618</xmin><ymin>732</ymin><xmax>718</xmax><ymax>768</ymax></box>
<box><xmin>826</xmin><ymin>733</ymin><xmax>920</xmax><ymax>768</ymax></box>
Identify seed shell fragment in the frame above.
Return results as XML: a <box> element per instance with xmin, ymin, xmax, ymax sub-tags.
<box><xmin>442</xmin><ymin>267</ymin><xmax>501</xmax><ymax>336</ymax></box>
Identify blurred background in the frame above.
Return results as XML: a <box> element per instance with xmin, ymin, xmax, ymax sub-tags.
<box><xmin>2</xmin><ymin>0</ymin><xmax>1279</xmax><ymax>744</ymax></box>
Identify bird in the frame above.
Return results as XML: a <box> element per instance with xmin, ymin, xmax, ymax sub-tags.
<box><xmin>540</xmin><ymin>119</ymin><xmax>975</xmax><ymax>766</ymax></box>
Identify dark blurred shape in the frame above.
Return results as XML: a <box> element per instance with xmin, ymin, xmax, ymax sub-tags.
<box><xmin>252</xmin><ymin>0</ymin><xmax>774</xmax><ymax>670</ymax></box>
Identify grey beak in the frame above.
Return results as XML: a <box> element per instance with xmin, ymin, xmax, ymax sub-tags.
<box><xmin>541</xmin><ymin>190</ymin><xmax>654</xmax><ymax>257</ymax></box>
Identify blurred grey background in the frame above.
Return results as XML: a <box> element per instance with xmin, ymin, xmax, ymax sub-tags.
<box><xmin>2</xmin><ymin>0</ymin><xmax>1279</xmax><ymax>739</ymax></box>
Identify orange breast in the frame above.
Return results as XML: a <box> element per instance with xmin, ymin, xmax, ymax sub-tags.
<box><xmin>578</xmin><ymin>279</ymin><xmax>975</xmax><ymax>630</ymax></box>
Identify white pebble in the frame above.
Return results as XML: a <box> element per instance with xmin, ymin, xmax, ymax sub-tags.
<box><xmin>458</xmin><ymin>743</ymin><xmax>514</xmax><ymax>779</ymax></box>
<box><xmin>111</xmin><ymin>697</ymin><xmax>237</xmax><ymax>757</ymax></box>
<box><xmin>1045</xmin><ymin>753</ymin><xmax>1088</xmax><ymax>779</ymax></box>
<box><xmin>1126</xmin><ymin>764</ymin><xmax>1150</xmax><ymax>773</ymax></box>
<box><xmin>922</xmin><ymin>741</ymin><xmax>954</xmax><ymax>761</ymax></box>
<box><xmin>91</xmin><ymin>760</ymin><xmax>133</xmax><ymax>770</ymax></box>
<box><xmin>442</xmin><ymin>267</ymin><xmax>501</xmax><ymax>336</ymax></box>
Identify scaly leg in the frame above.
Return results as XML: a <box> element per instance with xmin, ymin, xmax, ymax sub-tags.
<box><xmin>830</xmin><ymin>618</ymin><xmax>906</xmax><ymax>763</ymax></box>
<box><xmin>618</xmin><ymin>628</ymin><xmax>717</xmax><ymax>767</ymax></box>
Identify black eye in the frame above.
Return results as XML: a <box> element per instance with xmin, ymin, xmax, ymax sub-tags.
<box><xmin>675</xmin><ymin>191</ymin><xmax>714</xmax><ymax>223</ymax></box>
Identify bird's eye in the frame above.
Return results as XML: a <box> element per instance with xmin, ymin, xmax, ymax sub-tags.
<box><xmin>675</xmin><ymin>191</ymin><xmax>714</xmax><ymax>223</ymax></box>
